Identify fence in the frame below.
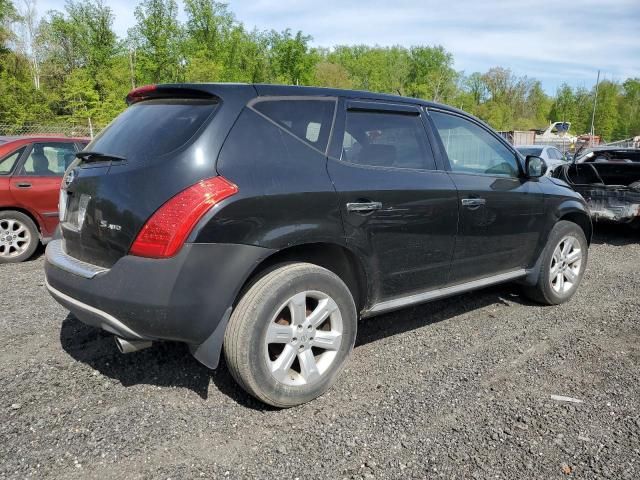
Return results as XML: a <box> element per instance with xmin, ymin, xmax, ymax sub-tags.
<box><xmin>602</xmin><ymin>137</ymin><xmax>640</xmax><ymax>149</ymax></box>
<box><xmin>0</xmin><ymin>123</ymin><xmax>98</xmax><ymax>139</ymax></box>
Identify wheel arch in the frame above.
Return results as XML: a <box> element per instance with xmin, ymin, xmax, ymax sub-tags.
<box><xmin>0</xmin><ymin>206</ymin><xmax>44</xmax><ymax>238</ymax></box>
<box><xmin>557</xmin><ymin>207</ymin><xmax>593</xmax><ymax>245</ymax></box>
<box><xmin>521</xmin><ymin>201</ymin><xmax>592</xmax><ymax>287</ymax></box>
<box><xmin>237</xmin><ymin>241</ymin><xmax>370</xmax><ymax>313</ymax></box>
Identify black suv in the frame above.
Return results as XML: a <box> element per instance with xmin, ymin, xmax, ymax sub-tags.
<box><xmin>45</xmin><ymin>84</ymin><xmax>591</xmax><ymax>407</ymax></box>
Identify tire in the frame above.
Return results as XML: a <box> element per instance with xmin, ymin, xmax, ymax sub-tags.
<box><xmin>0</xmin><ymin>211</ymin><xmax>39</xmax><ymax>264</ymax></box>
<box><xmin>224</xmin><ymin>262</ymin><xmax>357</xmax><ymax>408</ymax></box>
<box><xmin>523</xmin><ymin>220</ymin><xmax>588</xmax><ymax>305</ymax></box>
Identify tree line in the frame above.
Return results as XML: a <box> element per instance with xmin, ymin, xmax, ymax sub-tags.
<box><xmin>1</xmin><ymin>0</ymin><xmax>639</xmax><ymax>141</ymax></box>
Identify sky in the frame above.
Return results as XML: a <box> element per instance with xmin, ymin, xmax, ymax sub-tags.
<box><xmin>35</xmin><ymin>0</ymin><xmax>640</xmax><ymax>94</ymax></box>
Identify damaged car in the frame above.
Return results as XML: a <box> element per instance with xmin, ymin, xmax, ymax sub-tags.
<box><xmin>553</xmin><ymin>148</ymin><xmax>640</xmax><ymax>226</ymax></box>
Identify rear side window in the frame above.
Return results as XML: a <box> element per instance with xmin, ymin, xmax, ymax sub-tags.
<box><xmin>86</xmin><ymin>99</ymin><xmax>217</xmax><ymax>161</ymax></box>
<box><xmin>0</xmin><ymin>147</ymin><xmax>25</xmax><ymax>175</ymax></box>
<box><xmin>342</xmin><ymin>110</ymin><xmax>435</xmax><ymax>170</ymax></box>
<box><xmin>251</xmin><ymin>99</ymin><xmax>335</xmax><ymax>152</ymax></box>
<box><xmin>21</xmin><ymin>142</ymin><xmax>77</xmax><ymax>176</ymax></box>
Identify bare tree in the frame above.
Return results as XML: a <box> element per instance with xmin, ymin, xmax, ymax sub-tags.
<box><xmin>14</xmin><ymin>0</ymin><xmax>42</xmax><ymax>89</ymax></box>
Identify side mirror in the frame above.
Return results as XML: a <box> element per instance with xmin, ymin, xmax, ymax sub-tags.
<box><xmin>525</xmin><ymin>155</ymin><xmax>547</xmax><ymax>178</ymax></box>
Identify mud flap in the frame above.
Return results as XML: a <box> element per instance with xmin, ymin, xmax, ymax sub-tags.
<box><xmin>189</xmin><ymin>307</ymin><xmax>233</xmax><ymax>369</ymax></box>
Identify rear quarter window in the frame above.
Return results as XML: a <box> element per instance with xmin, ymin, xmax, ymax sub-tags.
<box><xmin>86</xmin><ymin>99</ymin><xmax>217</xmax><ymax>162</ymax></box>
<box><xmin>0</xmin><ymin>147</ymin><xmax>26</xmax><ymax>175</ymax></box>
<box><xmin>251</xmin><ymin>99</ymin><xmax>336</xmax><ymax>152</ymax></box>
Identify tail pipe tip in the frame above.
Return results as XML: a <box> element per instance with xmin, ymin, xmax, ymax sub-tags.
<box><xmin>114</xmin><ymin>336</ymin><xmax>152</xmax><ymax>354</ymax></box>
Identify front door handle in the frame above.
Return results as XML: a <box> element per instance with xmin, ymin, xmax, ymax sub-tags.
<box><xmin>16</xmin><ymin>182</ymin><xmax>32</xmax><ymax>188</ymax></box>
<box><xmin>346</xmin><ymin>201</ymin><xmax>383</xmax><ymax>213</ymax></box>
<box><xmin>461</xmin><ymin>198</ymin><xmax>486</xmax><ymax>210</ymax></box>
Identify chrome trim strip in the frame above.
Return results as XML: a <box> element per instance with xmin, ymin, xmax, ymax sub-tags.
<box><xmin>46</xmin><ymin>239</ymin><xmax>108</xmax><ymax>279</ymax></box>
<box><xmin>45</xmin><ymin>279</ymin><xmax>144</xmax><ymax>340</ymax></box>
<box><xmin>42</xmin><ymin>211</ymin><xmax>60</xmax><ymax>217</ymax></box>
<box><xmin>367</xmin><ymin>269</ymin><xmax>527</xmax><ymax>315</ymax></box>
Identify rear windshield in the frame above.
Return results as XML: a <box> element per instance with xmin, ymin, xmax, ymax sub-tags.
<box><xmin>517</xmin><ymin>147</ymin><xmax>542</xmax><ymax>157</ymax></box>
<box><xmin>86</xmin><ymin>99</ymin><xmax>217</xmax><ymax>161</ymax></box>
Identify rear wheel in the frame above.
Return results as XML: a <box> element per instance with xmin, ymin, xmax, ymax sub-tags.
<box><xmin>224</xmin><ymin>263</ymin><xmax>357</xmax><ymax>407</ymax></box>
<box><xmin>523</xmin><ymin>220</ymin><xmax>588</xmax><ymax>305</ymax></box>
<box><xmin>0</xmin><ymin>211</ymin><xmax>39</xmax><ymax>263</ymax></box>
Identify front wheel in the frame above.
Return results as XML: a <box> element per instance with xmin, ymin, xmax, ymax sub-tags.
<box><xmin>523</xmin><ymin>220</ymin><xmax>588</xmax><ymax>305</ymax></box>
<box><xmin>224</xmin><ymin>263</ymin><xmax>357</xmax><ymax>407</ymax></box>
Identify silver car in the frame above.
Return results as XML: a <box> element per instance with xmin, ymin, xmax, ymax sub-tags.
<box><xmin>516</xmin><ymin>145</ymin><xmax>568</xmax><ymax>175</ymax></box>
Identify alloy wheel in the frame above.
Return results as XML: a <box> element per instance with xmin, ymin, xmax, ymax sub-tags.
<box><xmin>0</xmin><ymin>218</ymin><xmax>32</xmax><ymax>259</ymax></box>
<box><xmin>549</xmin><ymin>235</ymin><xmax>582</xmax><ymax>294</ymax></box>
<box><xmin>265</xmin><ymin>290</ymin><xmax>343</xmax><ymax>386</ymax></box>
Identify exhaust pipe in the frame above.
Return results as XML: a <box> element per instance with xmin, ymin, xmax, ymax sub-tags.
<box><xmin>114</xmin><ymin>337</ymin><xmax>152</xmax><ymax>354</ymax></box>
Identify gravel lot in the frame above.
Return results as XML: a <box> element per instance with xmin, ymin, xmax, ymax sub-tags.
<box><xmin>1</xmin><ymin>225</ymin><xmax>639</xmax><ymax>479</ymax></box>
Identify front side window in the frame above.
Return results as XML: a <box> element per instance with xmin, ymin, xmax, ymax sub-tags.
<box><xmin>21</xmin><ymin>143</ymin><xmax>77</xmax><ymax>176</ymax></box>
<box><xmin>341</xmin><ymin>109</ymin><xmax>435</xmax><ymax>170</ymax></box>
<box><xmin>252</xmin><ymin>99</ymin><xmax>335</xmax><ymax>152</ymax></box>
<box><xmin>430</xmin><ymin>111</ymin><xmax>519</xmax><ymax>177</ymax></box>
<box><xmin>0</xmin><ymin>147</ymin><xmax>26</xmax><ymax>175</ymax></box>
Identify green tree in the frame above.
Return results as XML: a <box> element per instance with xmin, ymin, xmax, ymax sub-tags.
<box><xmin>615</xmin><ymin>78</ymin><xmax>640</xmax><ymax>138</ymax></box>
<box><xmin>268</xmin><ymin>29</ymin><xmax>316</xmax><ymax>85</ymax></box>
<box><xmin>129</xmin><ymin>0</ymin><xmax>182</xmax><ymax>84</ymax></box>
<box><xmin>592</xmin><ymin>81</ymin><xmax>620</xmax><ymax>141</ymax></box>
<box><xmin>312</xmin><ymin>61</ymin><xmax>352</xmax><ymax>89</ymax></box>
<box><xmin>406</xmin><ymin>45</ymin><xmax>456</xmax><ymax>102</ymax></box>
<box><xmin>464</xmin><ymin>72</ymin><xmax>486</xmax><ymax>105</ymax></box>
<box><xmin>182</xmin><ymin>0</ymin><xmax>233</xmax><ymax>81</ymax></box>
<box><xmin>0</xmin><ymin>0</ymin><xmax>17</xmax><ymax>54</ymax></box>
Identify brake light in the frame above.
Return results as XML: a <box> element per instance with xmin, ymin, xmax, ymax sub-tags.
<box><xmin>129</xmin><ymin>176</ymin><xmax>238</xmax><ymax>258</ymax></box>
<box><xmin>126</xmin><ymin>84</ymin><xmax>157</xmax><ymax>104</ymax></box>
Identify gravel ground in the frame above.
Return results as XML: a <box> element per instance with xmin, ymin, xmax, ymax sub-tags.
<box><xmin>1</xmin><ymin>225</ymin><xmax>639</xmax><ymax>479</ymax></box>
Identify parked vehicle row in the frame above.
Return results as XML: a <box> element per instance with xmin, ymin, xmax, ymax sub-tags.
<box><xmin>40</xmin><ymin>84</ymin><xmax>593</xmax><ymax>407</ymax></box>
<box><xmin>0</xmin><ymin>136</ymin><xmax>88</xmax><ymax>263</ymax></box>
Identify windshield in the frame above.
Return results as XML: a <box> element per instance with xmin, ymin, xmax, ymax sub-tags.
<box><xmin>517</xmin><ymin>147</ymin><xmax>542</xmax><ymax>157</ymax></box>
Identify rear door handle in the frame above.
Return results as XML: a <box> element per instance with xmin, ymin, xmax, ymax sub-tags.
<box><xmin>461</xmin><ymin>198</ymin><xmax>486</xmax><ymax>210</ymax></box>
<box><xmin>16</xmin><ymin>182</ymin><xmax>32</xmax><ymax>188</ymax></box>
<box><xmin>346</xmin><ymin>201</ymin><xmax>383</xmax><ymax>213</ymax></box>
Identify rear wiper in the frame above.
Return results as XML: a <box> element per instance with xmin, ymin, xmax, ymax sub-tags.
<box><xmin>76</xmin><ymin>151</ymin><xmax>127</xmax><ymax>163</ymax></box>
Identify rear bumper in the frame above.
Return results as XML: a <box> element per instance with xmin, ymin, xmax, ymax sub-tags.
<box><xmin>45</xmin><ymin>239</ymin><xmax>273</xmax><ymax>346</ymax></box>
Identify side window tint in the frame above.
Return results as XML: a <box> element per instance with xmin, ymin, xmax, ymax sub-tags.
<box><xmin>252</xmin><ymin>99</ymin><xmax>335</xmax><ymax>152</ymax></box>
<box><xmin>430</xmin><ymin>111</ymin><xmax>519</xmax><ymax>177</ymax></box>
<box><xmin>0</xmin><ymin>147</ymin><xmax>25</xmax><ymax>175</ymax></box>
<box><xmin>22</xmin><ymin>143</ymin><xmax>77</xmax><ymax>176</ymax></box>
<box><xmin>342</xmin><ymin>109</ymin><xmax>436</xmax><ymax>170</ymax></box>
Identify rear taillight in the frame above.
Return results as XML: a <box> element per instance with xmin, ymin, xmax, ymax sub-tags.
<box><xmin>129</xmin><ymin>176</ymin><xmax>238</xmax><ymax>258</ymax></box>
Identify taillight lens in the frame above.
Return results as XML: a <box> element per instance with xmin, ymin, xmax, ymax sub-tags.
<box><xmin>129</xmin><ymin>176</ymin><xmax>238</xmax><ymax>258</ymax></box>
<box><xmin>126</xmin><ymin>84</ymin><xmax>157</xmax><ymax>104</ymax></box>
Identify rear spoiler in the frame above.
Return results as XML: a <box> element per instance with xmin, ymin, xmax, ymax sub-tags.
<box><xmin>126</xmin><ymin>84</ymin><xmax>218</xmax><ymax>105</ymax></box>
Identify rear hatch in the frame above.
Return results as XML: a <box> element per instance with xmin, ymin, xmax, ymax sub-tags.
<box><xmin>60</xmin><ymin>84</ymin><xmax>254</xmax><ymax>268</ymax></box>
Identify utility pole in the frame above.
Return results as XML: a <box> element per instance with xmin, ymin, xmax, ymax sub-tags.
<box><xmin>589</xmin><ymin>70</ymin><xmax>600</xmax><ymax>146</ymax></box>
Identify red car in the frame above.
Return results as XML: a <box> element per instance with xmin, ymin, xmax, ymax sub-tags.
<box><xmin>0</xmin><ymin>136</ymin><xmax>89</xmax><ymax>263</ymax></box>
